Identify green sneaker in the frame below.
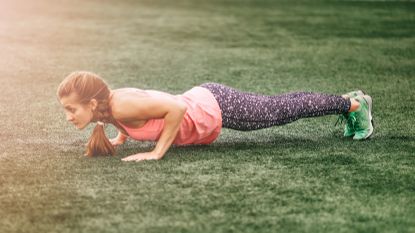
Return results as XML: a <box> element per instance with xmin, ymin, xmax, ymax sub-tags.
<box><xmin>353</xmin><ymin>95</ymin><xmax>374</xmax><ymax>140</ymax></box>
<box><xmin>335</xmin><ymin>90</ymin><xmax>364</xmax><ymax>137</ymax></box>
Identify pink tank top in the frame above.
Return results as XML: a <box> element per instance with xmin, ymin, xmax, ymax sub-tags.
<box><xmin>116</xmin><ymin>86</ymin><xmax>222</xmax><ymax>145</ymax></box>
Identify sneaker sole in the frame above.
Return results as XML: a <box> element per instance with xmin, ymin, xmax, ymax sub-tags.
<box><xmin>354</xmin><ymin>90</ymin><xmax>374</xmax><ymax>126</ymax></box>
<box><xmin>351</xmin><ymin>91</ymin><xmax>375</xmax><ymax>136</ymax></box>
<box><xmin>363</xmin><ymin>95</ymin><xmax>374</xmax><ymax>139</ymax></box>
<box><xmin>361</xmin><ymin>90</ymin><xmax>375</xmax><ymax>128</ymax></box>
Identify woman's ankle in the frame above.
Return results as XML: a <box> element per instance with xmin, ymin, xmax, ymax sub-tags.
<box><xmin>348</xmin><ymin>98</ymin><xmax>360</xmax><ymax>112</ymax></box>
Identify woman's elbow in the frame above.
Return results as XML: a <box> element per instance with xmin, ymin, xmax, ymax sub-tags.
<box><xmin>178</xmin><ymin>102</ymin><xmax>187</xmax><ymax>114</ymax></box>
<box><xmin>167</xmin><ymin>103</ymin><xmax>186</xmax><ymax>123</ymax></box>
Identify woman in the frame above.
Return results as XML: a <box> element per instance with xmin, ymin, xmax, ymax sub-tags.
<box><xmin>57</xmin><ymin>71</ymin><xmax>374</xmax><ymax>162</ymax></box>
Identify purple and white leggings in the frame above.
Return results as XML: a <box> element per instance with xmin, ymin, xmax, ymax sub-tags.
<box><xmin>200</xmin><ymin>83</ymin><xmax>351</xmax><ymax>131</ymax></box>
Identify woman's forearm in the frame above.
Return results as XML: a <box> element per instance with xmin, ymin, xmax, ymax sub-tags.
<box><xmin>152</xmin><ymin>107</ymin><xmax>186</xmax><ymax>158</ymax></box>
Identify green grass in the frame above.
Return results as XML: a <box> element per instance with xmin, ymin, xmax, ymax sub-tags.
<box><xmin>1</xmin><ymin>0</ymin><xmax>414</xmax><ymax>232</ymax></box>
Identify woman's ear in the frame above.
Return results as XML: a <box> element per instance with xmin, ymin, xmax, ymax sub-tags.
<box><xmin>89</xmin><ymin>98</ymin><xmax>98</xmax><ymax>111</ymax></box>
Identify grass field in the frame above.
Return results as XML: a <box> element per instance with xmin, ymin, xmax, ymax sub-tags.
<box><xmin>1</xmin><ymin>0</ymin><xmax>414</xmax><ymax>232</ymax></box>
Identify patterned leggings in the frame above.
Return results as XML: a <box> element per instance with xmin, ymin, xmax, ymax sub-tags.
<box><xmin>200</xmin><ymin>83</ymin><xmax>351</xmax><ymax>131</ymax></box>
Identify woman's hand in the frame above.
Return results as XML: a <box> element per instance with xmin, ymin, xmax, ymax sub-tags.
<box><xmin>109</xmin><ymin>137</ymin><xmax>125</xmax><ymax>147</ymax></box>
<box><xmin>109</xmin><ymin>132</ymin><xmax>128</xmax><ymax>147</ymax></box>
<box><xmin>121</xmin><ymin>152</ymin><xmax>161</xmax><ymax>162</ymax></box>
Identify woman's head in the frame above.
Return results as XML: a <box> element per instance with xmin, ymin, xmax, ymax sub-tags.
<box><xmin>57</xmin><ymin>71</ymin><xmax>111</xmax><ymax>129</ymax></box>
<box><xmin>57</xmin><ymin>71</ymin><xmax>115</xmax><ymax>157</ymax></box>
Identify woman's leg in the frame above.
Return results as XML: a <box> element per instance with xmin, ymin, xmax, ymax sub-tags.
<box><xmin>200</xmin><ymin>83</ymin><xmax>351</xmax><ymax>131</ymax></box>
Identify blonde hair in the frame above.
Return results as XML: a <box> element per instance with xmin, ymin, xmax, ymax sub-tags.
<box><xmin>57</xmin><ymin>71</ymin><xmax>126</xmax><ymax>157</ymax></box>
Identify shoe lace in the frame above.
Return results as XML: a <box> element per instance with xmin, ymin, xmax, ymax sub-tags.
<box><xmin>335</xmin><ymin>113</ymin><xmax>356</xmax><ymax>128</ymax></box>
<box><xmin>335</xmin><ymin>114</ymin><xmax>346</xmax><ymax>126</ymax></box>
<box><xmin>348</xmin><ymin>114</ymin><xmax>357</xmax><ymax>128</ymax></box>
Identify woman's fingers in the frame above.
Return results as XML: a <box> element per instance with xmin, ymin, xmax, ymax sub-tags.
<box><xmin>121</xmin><ymin>153</ymin><xmax>156</xmax><ymax>162</ymax></box>
<box><xmin>121</xmin><ymin>156</ymin><xmax>140</xmax><ymax>162</ymax></box>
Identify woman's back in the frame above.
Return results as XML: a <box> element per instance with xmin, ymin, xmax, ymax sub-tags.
<box><xmin>115</xmin><ymin>86</ymin><xmax>223</xmax><ymax>145</ymax></box>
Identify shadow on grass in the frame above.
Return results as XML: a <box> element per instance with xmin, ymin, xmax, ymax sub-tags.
<box><xmin>117</xmin><ymin>133</ymin><xmax>415</xmax><ymax>158</ymax></box>
<box><xmin>110</xmin><ymin>133</ymin><xmax>415</xmax><ymax>196</ymax></box>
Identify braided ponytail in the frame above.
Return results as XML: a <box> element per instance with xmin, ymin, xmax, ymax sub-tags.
<box><xmin>57</xmin><ymin>71</ymin><xmax>121</xmax><ymax>157</ymax></box>
<box><xmin>86</xmin><ymin>99</ymin><xmax>117</xmax><ymax>157</ymax></box>
<box><xmin>85</xmin><ymin>122</ymin><xmax>115</xmax><ymax>157</ymax></box>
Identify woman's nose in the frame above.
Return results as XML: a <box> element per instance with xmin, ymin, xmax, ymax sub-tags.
<box><xmin>66</xmin><ymin>114</ymin><xmax>74</xmax><ymax>122</ymax></box>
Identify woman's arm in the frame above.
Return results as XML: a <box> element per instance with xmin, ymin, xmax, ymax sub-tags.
<box><xmin>151</xmin><ymin>104</ymin><xmax>186</xmax><ymax>158</ymax></box>
<box><xmin>112</xmin><ymin>95</ymin><xmax>187</xmax><ymax>161</ymax></box>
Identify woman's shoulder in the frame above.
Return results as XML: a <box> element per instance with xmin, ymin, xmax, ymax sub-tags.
<box><xmin>109</xmin><ymin>88</ymin><xmax>148</xmax><ymax>119</ymax></box>
<box><xmin>111</xmin><ymin>87</ymin><xmax>146</xmax><ymax>96</ymax></box>
<box><xmin>110</xmin><ymin>88</ymin><xmax>151</xmax><ymax>102</ymax></box>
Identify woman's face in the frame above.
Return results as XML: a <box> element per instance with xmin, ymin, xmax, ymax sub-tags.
<box><xmin>59</xmin><ymin>92</ymin><xmax>96</xmax><ymax>130</ymax></box>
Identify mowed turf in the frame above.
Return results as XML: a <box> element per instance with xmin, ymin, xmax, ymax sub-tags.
<box><xmin>0</xmin><ymin>0</ymin><xmax>414</xmax><ymax>232</ymax></box>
